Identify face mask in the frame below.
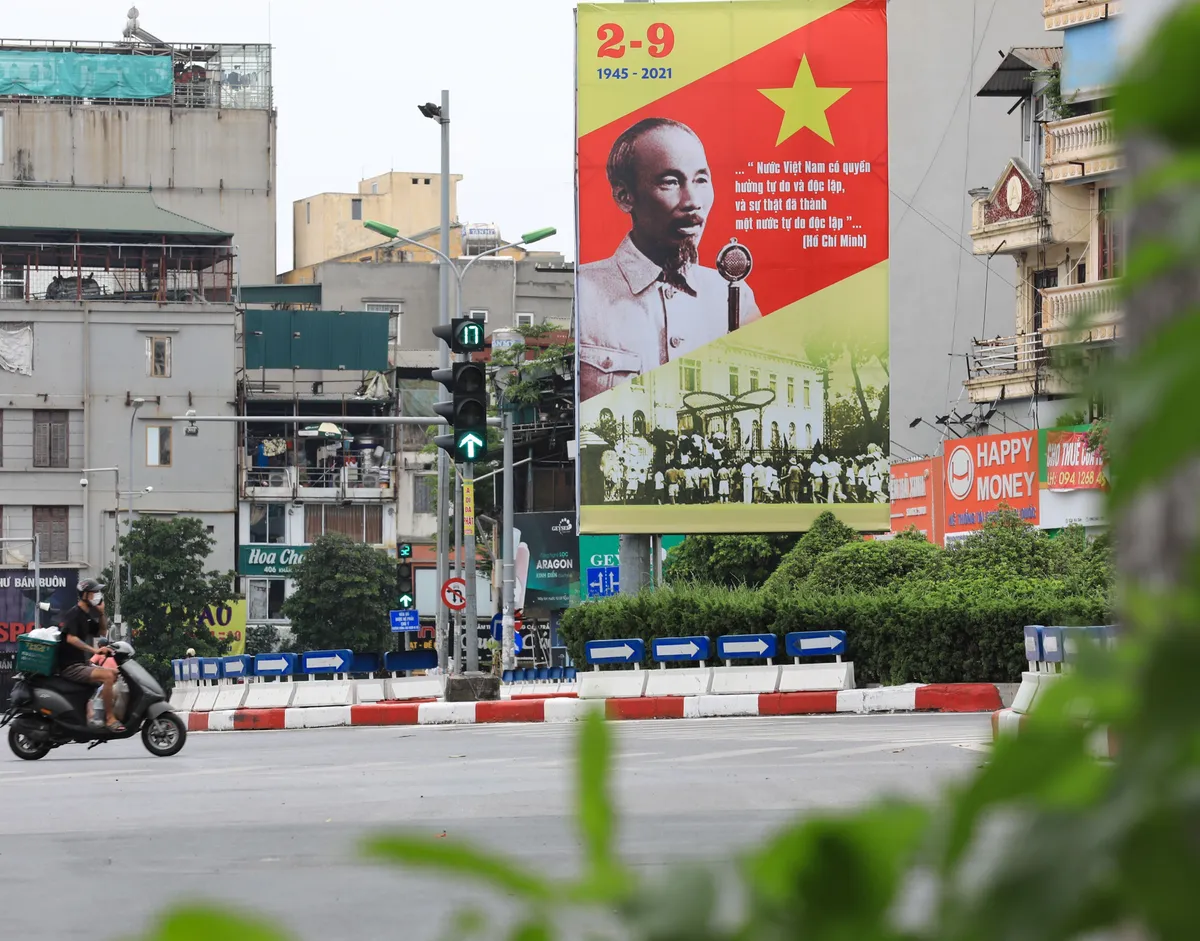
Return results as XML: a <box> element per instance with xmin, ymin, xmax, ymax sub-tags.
<box><xmin>90</xmin><ymin>593</ymin><xmax>104</xmax><ymax>605</ymax></box>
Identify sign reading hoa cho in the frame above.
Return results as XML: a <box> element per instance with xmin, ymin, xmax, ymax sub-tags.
<box><xmin>238</xmin><ymin>545</ymin><xmax>309</xmax><ymax>576</ymax></box>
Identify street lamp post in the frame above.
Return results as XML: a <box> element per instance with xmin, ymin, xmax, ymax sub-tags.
<box><xmin>127</xmin><ymin>398</ymin><xmax>144</xmax><ymax>593</ymax></box>
<box><xmin>362</xmin><ymin>219</ymin><xmax>555</xmax><ymax>673</ymax></box>
<box><xmin>81</xmin><ymin>467</ymin><xmax>122</xmax><ymax>628</ymax></box>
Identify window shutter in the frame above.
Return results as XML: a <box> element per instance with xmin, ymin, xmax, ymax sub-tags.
<box><xmin>50</xmin><ymin>417</ymin><xmax>67</xmax><ymax>468</ymax></box>
<box><xmin>33</xmin><ymin>416</ymin><xmax>50</xmax><ymax>467</ymax></box>
<box><xmin>304</xmin><ymin>507</ymin><xmax>323</xmax><ymax>543</ymax></box>
<box><xmin>51</xmin><ymin>508</ymin><xmax>68</xmax><ymax>561</ymax></box>
<box><xmin>364</xmin><ymin>505</ymin><xmax>383</xmax><ymax>545</ymax></box>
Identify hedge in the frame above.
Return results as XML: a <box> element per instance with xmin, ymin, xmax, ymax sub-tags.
<box><xmin>557</xmin><ymin>578</ymin><xmax>1112</xmax><ymax>685</ymax></box>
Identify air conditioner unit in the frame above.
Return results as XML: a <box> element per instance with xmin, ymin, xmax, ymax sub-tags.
<box><xmin>268</xmin><ymin>472</ymin><xmax>286</xmax><ymax>487</ymax></box>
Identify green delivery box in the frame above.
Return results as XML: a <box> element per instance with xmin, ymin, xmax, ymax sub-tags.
<box><xmin>16</xmin><ymin>633</ymin><xmax>58</xmax><ymax>676</ymax></box>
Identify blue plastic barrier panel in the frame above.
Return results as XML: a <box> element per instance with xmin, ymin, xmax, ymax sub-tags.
<box><xmin>221</xmin><ymin>655</ymin><xmax>253</xmax><ymax>679</ymax></box>
<box><xmin>199</xmin><ymin>658</ymin><xmax>222</xmax><ymax>680</ymax></box>
<box><xmin>301</xmin><ymin>649</ymin><xmax>354</xmax><ymax>674</ymax></box>
<box><xmin>172</xmin><ymin>660</ymin><xmax>183</xmax><ymax>682</ymax></box>
<box><xmin>1041</xmin><ymin>626</ymin><xmax>1064</xmax><ymax>663</ymax></box>
<box><xmin>350</xmin><ymin>652</ymin><xmax>381</xmax><ymax>674</ymax></box>
<box><xmin>1024</xmin><ymin>625</ymin><xmax>1044</xmax><ymax>663</ymax></box>
<box><xmin>254</xmin><ymin>652</ymin><xmax>298</xmax><ymax>677</ymax></box>
<box><xmin>1063</xmin><ymin>626</ymin><xmax>1109</xmax><ymax>662</ymax></box>
<box><xmin>186</xmin><ymin>658</ymin><xmax>201</xmax><ymax>681</ymax></box>
<box><xmin>784</xmin><ymin>631</ymin><xmax>847</xmax><ymax>658</ymax></box>
<box><xmin>390</xmin><ymin>609</ymin><xmax>420</xmax><ymax>632</ymax></box>
<box><xmin>651</xmin><ymin>636</ymin><xmax>710</xmax><ymax>662</ymax></box>
<box><xmin>717</xmin><ymin>634</ymin><xmax>777</xmax><ymax>661</ymax></box>
<box><xmin>584</xmin><ymin>638</ymin><xmax>645</xmax><ymax>665</ymax></box>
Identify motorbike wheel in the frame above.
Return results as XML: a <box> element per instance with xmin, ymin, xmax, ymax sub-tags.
<box><xmin>8</xmin><ymin>725</ymin><xmax>51</xmax><ymax>761</ymax></box>
<box><xmin>141</xmin><ymin>712</ymin><xmax>187</xmax><ymax>757</ymax></box>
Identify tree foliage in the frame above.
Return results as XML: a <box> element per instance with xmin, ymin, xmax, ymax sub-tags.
<box><xmin>761</xmin><ymin>510</ymin><xmax>861</xmax><ymax>592</ymax></box>
<box><xmin>118</xmin><ymin>517</ymin><xmax>234</xmax><ymax>689</ymax></box>
<box><xmin>281</xmin><ymin>534</ymin><xmax>395</xmax><ymax>653</ymax></box>
<box><xmin>663</xmin><ymin>533</ymin><xmax>799</xmax><ymax>588</ymax></box>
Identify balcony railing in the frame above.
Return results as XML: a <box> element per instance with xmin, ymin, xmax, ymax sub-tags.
<box><xmin>242</xmin><ymin>457</ymin><xmax>395</xmax><ymax>497</ymax></box>
<box><xmin>967</xmin><ymin>334</ymin><xmax>1048</xmax><ymax>381</ymax></box>
<box><xmin>1044</xmin><ymin>0</ymin><xmax>1118</xmax><ymax>28</ymax></box>
<box><xmin>1041</xmin><ymin>280</ymin><xmax>1122</xmax><ymax>346</ymax></box>
<box><xmin>0</xmin><ymin>241</ymin><xmax>233</xmax><ymax>304</ymax></box>
<box><xmin>1044</xmin><ymin>112</ymin><xmax>1122</xmax><ymax>182</ymax></box>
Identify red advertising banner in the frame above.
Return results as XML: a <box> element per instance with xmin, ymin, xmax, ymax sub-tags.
<box><xmin>944</xmin><ymin>431</ymin><xmax>1039</xmax><ymax>536</ymax></box>
<box><xmin>889</xmin><ymin>458</ymin><xmax>943</xmax><ymax>544</ymax></box>
<box><xmin>1040</xmin><ymin>427</ymin><xmax>1107</xmax><ymax>491</ymax></box>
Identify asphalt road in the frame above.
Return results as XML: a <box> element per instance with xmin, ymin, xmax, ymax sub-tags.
<box><xmin>0</xmin><ymin>714</ymin><xmax>990</xmax><ymax>940</ymax></box>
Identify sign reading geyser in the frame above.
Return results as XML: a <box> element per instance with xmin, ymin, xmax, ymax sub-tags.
<box><xmin>944</xmin><ymin>431</ymin><xmax>1039</xmax><ymax>534</ymax></box>
<box><xmin>575</xmin><ymin>0</ymin><xmax>889</xmax><ymax>535</ymax></box>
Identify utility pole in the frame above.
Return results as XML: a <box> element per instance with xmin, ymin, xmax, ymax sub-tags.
<box><xmin>463</xmin><ymin>458</ymin><xmax>479</xmax><ymax>672</ymax></box>
<box><xmin>453</xmin><ymin>464</ymin><xmax>463</xmax><ymax>672</ymax></box>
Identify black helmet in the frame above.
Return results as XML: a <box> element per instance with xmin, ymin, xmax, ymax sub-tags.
<box><xmin>77</xmin><ymin>578</ymin><xmax>105</xmax><ymax>595</ymax></box>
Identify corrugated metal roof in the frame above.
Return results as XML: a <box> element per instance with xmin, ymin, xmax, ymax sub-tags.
<box><xmin>977</xmin><ymin>47</ymin><xmax>1063</xmax><ymax>97</ymax></box>
<box><xmin>0</xmin><ymin>186</ymin><xmax>231</xmax><ymax>239</ymax></box>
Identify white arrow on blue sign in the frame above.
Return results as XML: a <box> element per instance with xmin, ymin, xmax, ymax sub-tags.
<box><xmin>784</xmin><ymin>631</ymin><xmax>847</xmax><ymax>658</ymax></box>
<box><xmin>200</xmin><ymin>658</ymin><xmax>221</xmax><ymax>679</ymax></box>
<box><xmin>390</xmin><ymin>609</ymin><xmax>421</xmax><ymax>632</ymax></box>
<box><xmin>254</xmin><ymin>653</ymin><xmax>296</xmax><ymax>676</ymax></box>
<box><xmin>717</xmin><ymin>634</ymin><xmax>777</xmax><ymax>660</ymax></box>
<box><xmin>584</xmin><ymin>638</ymin><xmax>645</xmax><ymax>664</ymax></box>
<box><xmin>302</xmin><ymin>649</ymin><xmax>353</xmax><ymax>673</ymax></box>
<box><xmin>651</xmin><ymin>636</ymin><xmax>710</xmax><ymax>662</ymax></box>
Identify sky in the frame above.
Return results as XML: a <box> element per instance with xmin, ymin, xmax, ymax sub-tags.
<box><xmin>5</xmin><ymin>0</ymin><xmax>583</xmax><ymax>273</ymax></box>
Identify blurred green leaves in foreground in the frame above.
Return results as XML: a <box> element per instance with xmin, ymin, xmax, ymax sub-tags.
<box><xmin>129</xmin><ymin>7</ymin><xmax>1200</xmax><ymax>941</ymax></box>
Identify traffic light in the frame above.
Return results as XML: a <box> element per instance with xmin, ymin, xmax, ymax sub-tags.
<box><xmin>396</xmin><ymin>559</ymin><xmax>415</xmax><ymax>610</ymax></box>
<box><xmin>433</xmin><ymin>317</ymin><xmax>488</xmax><ymax>354</ymax></box>
<box><xmin>433</xmin><ymin>362</ymin><xmax>489</xmax><ymax>462</ymax></box>
<box><xmin>398</xmin><ymin>542</ymin><xmax>413</xmax><ymax>559</ymax></box>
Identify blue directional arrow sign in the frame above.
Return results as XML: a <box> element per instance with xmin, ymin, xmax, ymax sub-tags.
<box><xmin>221</xmin><ymin>655</ymin><xmax>253</xmax><ymax>678</ymax></box>
<box><xmin>172</xmin><ymin>660</ymin><xmax>184</xmax><ymax>682</ymax></box>
<box><xmin>717</xmin><ymin>633</ymin><xmax>777</xmax><ymax>661</ymax></box>
<box><xmin>390</xmin><ymin>609</ymin><xmax>420</xmax><ymax>632</ymax></box>
<box><xmin>586</xmin><ymin>566</ymin><xmax>619</xmax><ymax>599</ymax></box>
<box><xmin>652</xmin><ymin>636</ymin><xmax>710</xmax><ymax>662</ymax></box>
<box><xmin>584</xmin><ymin>638</ymin><xmax>645</xmax><ymax>665</ymax></box>
<box><xmin>301</xmin><ymin>649</ymin><xmax>354</xmax><ymax>674</ymax></box>
<box><xmin>253</xmin><ymin>652</ymin><xmax>297</xmax><ymax>677</ymax></box>
<box><xmin>1024</xmin><ymin>625</ymin><xmax>1044</xmax><ymax>663</ymax></box>
<box><xmin>199</xmin><ymin>658</ymin><xmax>222</xmax><ymax>680</ymax></box>
<box><xmin>1040</xmin><ymin>626</ymin><xmax>1064</xmax><ymax>664</ymax></box>
<box><xmin>784</xmin><ymin>631</ymin><xmax>847</xmax><ymax>658</ymax></box>
<box><xmin>186</xmin><ymin>658</ymin><xmax>201</xmax><ymax>681</ymax></box>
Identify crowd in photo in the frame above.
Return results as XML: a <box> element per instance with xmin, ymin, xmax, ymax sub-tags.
<box><xmin>596</xmin><ymin>426</ymin><xmax>889</xmax><ymax>506</ymax></box>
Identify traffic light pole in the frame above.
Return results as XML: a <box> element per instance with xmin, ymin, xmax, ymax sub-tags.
<box><xmin>501</xmin><ymin>410</ymin><xmax>516</xmax><ymax>671</ymax></box>
<box><xmin>463</xmin><ymin>459</ymin><xmax>479</xmax><ymax>672</ymax></box>
<box><xmin>435</xmin><ymin>88</ymin><xmax>452</xmax><ymax>675</ymax></box>
<box><xmin>453</xmin><ymin>463</ymin><xmax>463</xmax><ymax>671</ymax></box>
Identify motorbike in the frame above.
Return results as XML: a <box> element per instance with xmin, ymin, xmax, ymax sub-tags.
<box><xmin>1</xmin><ymin>638</ymin><xmax>187</xmax><ymax>760</ymax></box>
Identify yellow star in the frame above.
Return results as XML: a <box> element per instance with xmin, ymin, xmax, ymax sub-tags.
<box><xmin>759</xmin><ymin>56</ymin><xmax>851</xmax><ymax>147</ymax></box>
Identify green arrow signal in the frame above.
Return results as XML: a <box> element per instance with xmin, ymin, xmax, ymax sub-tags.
<box><xmin>458</xmin><ymin>432</ymin><xmax>485</xmax><ymax>460</ymax></box>
<box><xmin>397</xmin><ymin>593</ymin><xmax>415</xmax><ymax>609</ymax></box>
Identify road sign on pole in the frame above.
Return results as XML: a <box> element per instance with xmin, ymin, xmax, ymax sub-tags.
<box><xmin>300</xmin><ymin>649</ymin><xmax>353</xmax><ymax>674</ymax></box>
<box><xmin>253</xmin><ymin>652</ymin><xmax>298</xmax><ymax>677</ymax></box>
<box><xmin>586</xmin><ymin>566</ymin><xmax>619</xmax><ymax>598</ymax></box>
<box><xmin>462</xmin><ymin>480</ymin><xmax>475</xmax><ymax>539</ymax></box>
<box><xmin>651</xmin><ymin>636</ymin><xmax>709</xmax><ymax>663</ymax></box>
<box><xmin>716</xmin><ymin>634</ymin><xmax>777</xmax><ymax>661</ymax></box>
<box><xmin>441</xmin><ymin>577</ymin><xmax>468</xmax><ymax>611</ymax></box>
<box><xmin>390</xmin><ymin>609</ymin><xmax>421</xmax><ymax>632</ymax></box>
<box><xmin>584</xmin><ymin>638</ymin><xmax>645</xmax><ymax>665</ymax></box>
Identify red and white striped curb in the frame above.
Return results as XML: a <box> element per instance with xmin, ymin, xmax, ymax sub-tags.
<box><xmin>179</xmin><ymin>683</ymin><xmax>1003</xmax><ymax>732</ymax></box>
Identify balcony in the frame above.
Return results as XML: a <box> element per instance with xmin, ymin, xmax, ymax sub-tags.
<box><xmin>1041</xmin><ymin>280</ymin><xmax>1122</xmax><ymax>347</ymax></box>
<box><xmin>1044</xmin><ymin>111</ymin><xmax>1123</xmax><ymax>183</ymax></box>
<box><xmin>964</xmin><ymin>334</ymin><xmax>1049</xmax><ymax>405</ymax></box>
<box><xmin>242</xmin><ymin>447</ymin><xmax>395</xmax><ymax>501</ymax></box>
<box><xmin>1044</xmin><ymin>0</ymin><xmax>1121</xmax><ymax>30</ymax></box>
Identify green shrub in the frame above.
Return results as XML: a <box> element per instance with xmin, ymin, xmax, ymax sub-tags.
<box><xmin>664</xmin><ymin>534</ymin><xmax>799</xmax><ymax>588</ymax></box>
<box><xmin>805</xmin><ymin>538</ymin><xmax>946</xmax><ymax>594</ymax></box>
<box><xmin>761</xmin><ymin>511</ymin><xmax>860</xmax><ymax>592</ymax></box>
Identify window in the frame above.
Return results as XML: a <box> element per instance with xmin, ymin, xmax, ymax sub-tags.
<box><xmin>467</xmin><ymin>309</ymin><xmax>488</xmax><ymax>323</ymax></box>
<box><xmin>749</xmin><ymin>368</ymin><xmax>760</xmax><ymax>391</ymax></box>
<box><xmin>33</xmin><ymin>506</ymin><xmax>68</xmax><ymax>563</ymax></box>
<box><xmin>679</xmin><ymin>358</ymin><xmax>701</xmax><ymax>393</ymax></box>
<box><xmin>305</xmin><ymin>202</ymin><xmax>310</xmax><ymax>225</ymax></box>
<box><xmin>365</xmin><ymin>302</ymin><xmax>402</xmax><ymax>347</ymax></box>
<box><xmin>304</xmin><ymin>504</ymin><xmax>383</xmax><ymax>543</ymax></box>
<box><xmin>632</xmin><ymin>410</ymin><xmax>647</xmax><ymax>436</ymax></box>
<box><xmin>414</xmin><ymin>474</ymin><xmax>437</xmax><ymax>515</ymax></box>
<box><xmin>805</xmin><ymin>423</ymin><xmax>813</xmax><ymax>449</ymax></box>
<box><xmin>787</xmin><ymin>377</ymin><xmax>795</xmax><ymax>405</ymax></box>
<box><xmin>1098</xmin><ymin>188</ymin><xmax>1123</xmax><ymax>280</ymax></box>
<box><xmin>803</xmin><ymin>379</ymin><xmax>811</xmax><ymax>408</ymax></box>
<box><xmin>147</xmin><ymin>426</ymin><xmax>172</xmax><ymax>467</ymax></box>
<box><xmin>247</xmin><ymin>578</ymin><xmax>287</xmax><ymax>621</ymax></box>
<box><xmin>1</xmin><ymin>265</ymin><xmax>21</xmax><ymax>300</ymax></box>
<box><xmin>424</xmin><ymin>178</ymin><xmax>431</xmax><ymax>185</ymax></box>
<box><xmin>768</xmin><ymin>373</ymin><xmax>778</xmax><ymax>395</ymax></box>
<box><xmin>146</xmin><ymin>336</ymin><xmax>171</xmax><ymax>377</ymax></box>
<box><xmin>516</xmin><ymin>312</ymin><xmax>535</xmax><ymax>327</ymax></box>
<box><xmin>1075</xmin><ymin>261</ymin><xmax>1087</xmax><ymax>285</ymax></box>
<box><xmin>1032</xmin><ymin>268</ymin><xmax>1058</xmax><ymax>333</ymax></box>
<box><xmin>0</xmin><ymin>409</ymin><xmax>3</xmax><ymax>466</ymax></box>
<box><xmin>249</xmin><ymin>504</ymin><xmax>285</xmax><ymax>544</ymax></box>
<box><xmin>351</xmin><ymin>198</ymin><xmax>363</xmax><ymax>221</ymax></box>
<box><xmin>752</xmin><ymin>420</ymin><xmax>762</xmax><ymax>450</ymax></box>
<box><xmin>370</xmin><ymin>182</ymin><xmax>378</xmax><ymax>194</ymax></box>
<box><xmin>33</xmin><ymin>410</ymin><xmax>68</xmax><ymax>468</ymax></box>
<box><xmin>412</xmin><ymin>178</ymin><xmax>419</xmax><ymax>185</ymax></box>
<box><xmin>729</xmin><ymin>366</ymin><xmax>740</xmax><ymax>396</ymax></box>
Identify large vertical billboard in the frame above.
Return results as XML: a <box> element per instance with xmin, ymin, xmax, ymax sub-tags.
<box><xmin>575</xmin><ymin>0</ymin><xmax>889</xmax><ymax>534</ymax></box>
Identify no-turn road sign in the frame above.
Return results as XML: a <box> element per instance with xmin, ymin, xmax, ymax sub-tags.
<box><xmin>441</xmin><ymin>577</ymin><xmax>468</xmax><ymax>611</ymax></box>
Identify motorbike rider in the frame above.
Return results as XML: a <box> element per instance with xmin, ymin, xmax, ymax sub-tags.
<box><xmin>57</xmin><ymin>579</ymin><xmax>124</xmax><ymax>732</ymax></box>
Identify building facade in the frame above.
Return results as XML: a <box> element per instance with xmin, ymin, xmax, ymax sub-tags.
<box><xmin>965</xmin><ymin>1</ymin><xmax>1123</xmax><ymax>429</ymax></box>
<box><xmin>0</xmin><ymin>186</ymin><xmax>237</xmax><ymax>587</ymax></box>
<box><xmin>0</xmin><ymin>36</ymin><xmax>277</xmax><ymax>284</ymax></box>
